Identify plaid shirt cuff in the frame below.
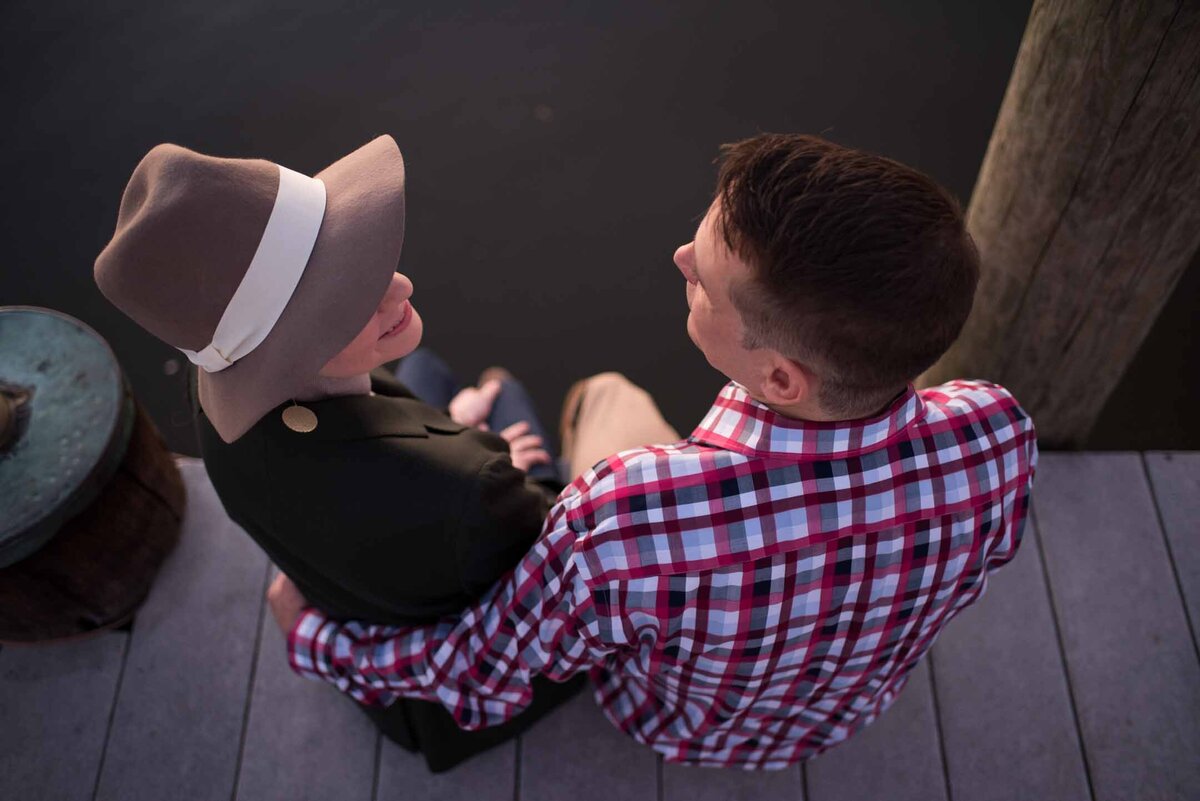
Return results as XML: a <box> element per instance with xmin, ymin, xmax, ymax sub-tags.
<box><xmin>286</xmin><ymin>608</ymin><xmax>398</xmax><ymax>707</ymax></box>
<box><xmin>287</xmin><ymin>607</ymin><xmax>332</xmax><ymax>680</ymax></box>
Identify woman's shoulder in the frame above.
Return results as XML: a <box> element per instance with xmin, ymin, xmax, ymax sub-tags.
<box><xmin>195</xmin><ymin>384</ymin><xmax>524</xmax><ymax>503</ymax></box>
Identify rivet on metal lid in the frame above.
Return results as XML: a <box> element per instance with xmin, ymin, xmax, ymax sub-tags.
<box><xmin>282</xmin><ymin>404</ymin><xmax>318</xmax><ymax>433</ymax></box>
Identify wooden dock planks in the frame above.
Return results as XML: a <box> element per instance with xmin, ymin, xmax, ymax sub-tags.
<box><xmin>93</xmin><ymin>458</ymin><xmax>269</xmax><ymax>801</ymax></box>
<box><xmin>3</xmin><ymin>452</ymin><xmax>1200</xmax><ymax>800</ymax></box>
<box><xmin>1034</xmin><ymin>453</ymin><xmax>1200</xmax><ymax>801</ymax></box>
<box><xmin>804</xmin><ymin>660</ymin><xmax>948</xmax><ymax>801</ymax></box>
<box><xmin>662</xmin><ymin>760</ymin><xmax>803</xmax><ymax>801</ymax></box>
<box><xmin>519</xmin><ymin>690</ymin><xmax>658</xmax><ymax>801</ymax></box>
<box><xmin>930</xmin><ymin>520</ymin><xmax>1091</xmax><ymax>801</ymax></box>
<box><xmin>0</xmin><ymin>633</ymin><xmax>126</xmax><ymax>801</ymax></box>
<box><xmin>1144</xmin><ymin>452</ymin><xmax>1200</xmax><ymax>653</ymax></box>
<box><xmin>375</xmin><ymin>735</ymin><xmax>516</xmax><ymax>801</ymax></box>
<box><xmin>234</xmin><ymin>567</ymin><xmax>380</xmax><ymax>801</ymax></box>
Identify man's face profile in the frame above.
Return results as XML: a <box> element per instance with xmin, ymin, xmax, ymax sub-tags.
<box><xmin>673</xmin><ymin>202</ymin><xmax>759</xmax><ymax>390</ymax></box>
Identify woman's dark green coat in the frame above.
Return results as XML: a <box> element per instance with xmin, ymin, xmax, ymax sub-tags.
<box><xmin>189</xmin><ymin>366</ymin><xmax>580</xmax><ymax>772</ymax></box>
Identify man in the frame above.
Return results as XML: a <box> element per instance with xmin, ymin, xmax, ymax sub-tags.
<box><xmin>268</xmin><ymin>133</ymin><xmax>1038</xmax><ymax>768</ymax></box>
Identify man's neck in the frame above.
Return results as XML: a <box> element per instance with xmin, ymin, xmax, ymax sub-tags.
<box><xmin>760</xmin><ymin>396</ymin><xmax>840</xmax><ymax>423</ymax></box>
<box><xmin>755</xmin><ymin>388</ymin><xmax>904</xmax><ymax>424</ymax></box>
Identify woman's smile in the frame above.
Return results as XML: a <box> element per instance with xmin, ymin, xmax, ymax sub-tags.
<box><xmin>380</xmin><ymin>300</ymin><xmax>413</xmax><ymax>339</ymax></box>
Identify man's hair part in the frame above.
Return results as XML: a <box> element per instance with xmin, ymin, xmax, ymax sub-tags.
<box><xmin>714</xmin><ymin>133</ymin><xmax>980</xmax><ymax>418</ymax></box>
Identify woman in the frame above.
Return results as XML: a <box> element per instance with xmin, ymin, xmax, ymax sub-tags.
<box><xmin>94</xmin><ymin>135</ymin><xmax>584</xmax><ymax>772</ymax></box>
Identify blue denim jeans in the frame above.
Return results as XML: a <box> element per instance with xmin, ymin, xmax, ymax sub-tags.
<box><xmin>394</xmin><ymin>348</ymin><xmax>560</xmax><ymax>483</ymax></box>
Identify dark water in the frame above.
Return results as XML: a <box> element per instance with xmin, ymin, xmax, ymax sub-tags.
<box><xmin>2</xmin><ymin>1</ymin><xmax>1057</xmax><ymax>455</ymax></box>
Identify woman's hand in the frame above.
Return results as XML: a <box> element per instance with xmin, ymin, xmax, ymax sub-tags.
<box><xmin>448</xmin><ymin>379</ymin><xmax>502</xmax><ymax>429</ymax></box>
<box><xmin>267</xmin><ymin>571</ymin><xmax>308</xmax><ymax>635</ymax></box>
<box><xmin>499</xmin><ymin>420</ymin><xmax>551</xmax><ymax>473</ymax></box>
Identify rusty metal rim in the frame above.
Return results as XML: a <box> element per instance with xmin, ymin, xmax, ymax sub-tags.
<box><xmin>0</xmin><ymin>306</ymin><xmax>137</xmax><ymax>567</ymax></box>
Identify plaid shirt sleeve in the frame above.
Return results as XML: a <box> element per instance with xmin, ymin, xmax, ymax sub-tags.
<box><xmin>286</xmin><ymin>486</ymin><xmax>611</xmax><ymax>728</ymax></box>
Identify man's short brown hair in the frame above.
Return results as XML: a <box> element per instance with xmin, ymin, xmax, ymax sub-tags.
<box><xmin>714</xmin><ymin>133</ymin><xmax>979</xmax><ymax>418</ymax></box>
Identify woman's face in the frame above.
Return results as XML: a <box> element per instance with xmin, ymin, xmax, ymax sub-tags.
<box><xmin>319</xmin><ymin>271</ymin><xmax>423</xmax><ymax>377</ymax></box>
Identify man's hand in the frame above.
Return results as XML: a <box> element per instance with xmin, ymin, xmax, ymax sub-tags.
<box><xmin>499</xmin><ymin>420</ymin><xmax>551</xmax><ymax>473</ymax></box>
<box><xmin>449</xmin><ymin>379</ymin><xmax>503</xmax><ymax>429</ymax></box>
<box><xmin>267</xmin><ymin>571</ymin><xmax>308</xmax><ymax>636</ymax></box>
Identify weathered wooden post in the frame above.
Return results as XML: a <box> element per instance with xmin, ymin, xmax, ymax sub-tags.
<box><xmin>919</xmin><ymin>0</ymin><xmax>1200</xmax><ymax>447</ymax></box>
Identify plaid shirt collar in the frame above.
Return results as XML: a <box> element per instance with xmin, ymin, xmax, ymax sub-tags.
<box><xmin>690</xmin><ymin>381</ymin><xmax>926</xmax><ymax>460</ymax></box>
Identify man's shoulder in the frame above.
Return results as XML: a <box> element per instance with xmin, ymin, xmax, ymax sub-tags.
<box><xmin>912</xmin><ymin>380</ymin><xmax>1039</xmax><ymax>497</ymax></box>
<box><xmin>918</xmin><ymin>379</ymin><xmax>1036</xmax><ymax>442</ymax></box>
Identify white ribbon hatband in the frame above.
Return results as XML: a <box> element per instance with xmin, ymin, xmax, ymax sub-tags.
<box><xmin>180</xmin><ymin>164</ymin><xmax>327</xmax><ymax>373</ymax></box>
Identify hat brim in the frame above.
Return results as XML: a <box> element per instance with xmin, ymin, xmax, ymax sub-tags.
<box><xmin>198</xmin><ymin>135</ymin><xmax>406</xmax><ymax>444</ymax></box>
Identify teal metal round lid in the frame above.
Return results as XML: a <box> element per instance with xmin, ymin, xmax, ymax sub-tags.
<box><xmin>0</xmin><ymin>306</ymin><xmax>135</xmax><ymax>567</ymax></box>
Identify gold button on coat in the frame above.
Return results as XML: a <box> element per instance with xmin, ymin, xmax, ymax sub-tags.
<box><xmin>282</xmin><ymin>404</ymin><xmax>318</xmax><ymax>433</ymax></box>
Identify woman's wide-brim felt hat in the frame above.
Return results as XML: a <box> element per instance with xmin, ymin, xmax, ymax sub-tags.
<box><xmin>94</xmin><ymin>135</ymin><xmax>405</xmax><ymax>444</ymax></box>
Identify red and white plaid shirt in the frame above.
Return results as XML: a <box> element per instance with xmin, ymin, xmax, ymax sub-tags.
<box><xmin>289</xmin><ymin>380</ymin><xmax>1037</xmax><ymax>768</ymax></box>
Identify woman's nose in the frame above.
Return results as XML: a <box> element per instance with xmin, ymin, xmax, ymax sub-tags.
<box><xmin>391</xmin><ymin>271</ymin><xmax>414</xmax><ymax>300</ymax></box>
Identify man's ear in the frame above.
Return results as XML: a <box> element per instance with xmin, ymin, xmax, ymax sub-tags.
<box><xmin>759</xmin><ymin>353</ymin><xmax>815</xmax><ymax>407</ymax></box>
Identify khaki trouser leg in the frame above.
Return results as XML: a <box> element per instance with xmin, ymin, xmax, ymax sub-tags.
<box><xmin>560</xmin><ymin>372</ymin><xmax>681</xmax><ymax>481</ymax></box>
